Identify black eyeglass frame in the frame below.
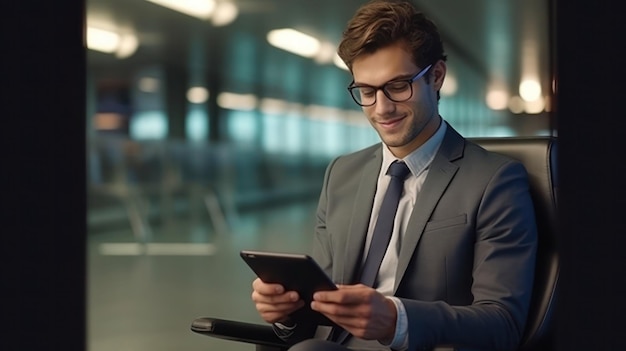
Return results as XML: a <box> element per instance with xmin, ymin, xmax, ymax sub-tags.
<box><xmin>347</xmin><ymin>64</ymin><xmax>433</xmax><ymax>107</ymax></box>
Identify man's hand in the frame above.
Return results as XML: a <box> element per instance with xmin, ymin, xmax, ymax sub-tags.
<box><xmin>251</xmin><ymin>278</ymin><xmax>305</xmax><ymax>324</ymax></box>
<box><xmin>310</xmin><ymin>284</ymin><xmax>397</xmax><ymax>341</ymax></box>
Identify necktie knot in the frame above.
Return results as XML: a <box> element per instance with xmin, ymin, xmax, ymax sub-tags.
<box><xmin>387</xmin><ymin>161</ymin><xmax>410</xmax><ymax>180</ymax></box>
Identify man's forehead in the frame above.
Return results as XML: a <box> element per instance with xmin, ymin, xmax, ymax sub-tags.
<box><xmin>352</xmin><ymin>46</ymin><xmax>417</xmax><ymax>85</ymax></box>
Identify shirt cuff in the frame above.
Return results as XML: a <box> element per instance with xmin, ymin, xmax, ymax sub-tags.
<box><xmin>385</xmin><ymin>296</ymin><xmax>409</xmax><ymax>350</ymax></box>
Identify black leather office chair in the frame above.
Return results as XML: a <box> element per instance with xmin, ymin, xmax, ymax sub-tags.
<box><xmin>191</xmin><ymin>136</ymin><xmax>559</xmax><ymax>351</ymax></box>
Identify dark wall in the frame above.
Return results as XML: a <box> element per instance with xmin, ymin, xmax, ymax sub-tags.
<box><xmin>3</xmin><ymin>1</ymin><xmax>86</xmax><ymax>350</ymax></box>
<box><xmin>555</xmin><ymin>0</ymin><xmax>626</xmax><ymax>350</ymax></box>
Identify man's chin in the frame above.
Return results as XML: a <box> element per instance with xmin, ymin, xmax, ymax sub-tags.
<box><xmin>380</xmin><ymin>135</ymin><xmax>406</xmax><ymax>148</ymax></box>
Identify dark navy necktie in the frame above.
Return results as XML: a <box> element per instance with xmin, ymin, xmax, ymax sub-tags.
<box><xmin>331</xmin><ymin>161</ymin><xmax>411</xmax><ymax>344</ymax></box>
<box><xmin>359</xmin><ymin>160</ymin><xmax>411</xmax><ymax>287</ymax></box>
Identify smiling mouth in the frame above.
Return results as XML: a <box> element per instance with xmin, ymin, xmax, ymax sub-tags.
<box><xmin>378</xmin><ymin>116</ymin><xmax>405</xmax><ymax>128</ymax></box>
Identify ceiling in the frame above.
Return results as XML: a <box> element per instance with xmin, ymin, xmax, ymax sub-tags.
<box><xmin>86</xmin><ymin>0</ymin><xmax>553</xmax><ymax>117</ymax></box>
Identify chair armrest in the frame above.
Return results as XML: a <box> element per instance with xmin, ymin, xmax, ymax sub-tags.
<box><xmin>191</xmin><ymin>317</ymin><xmax>288</xmax><ymax>349</ymax></box>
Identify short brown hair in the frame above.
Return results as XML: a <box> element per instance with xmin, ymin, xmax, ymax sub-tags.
<box><xmin>337</xmin><ymin>0</ymin><xmax>447</xmax><ymax>73</ymax></box>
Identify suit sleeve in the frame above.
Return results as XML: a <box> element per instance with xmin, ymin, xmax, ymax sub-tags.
<box><xmin>402</xmin><ymin>160</ymin><xmax>538</xmax><ymax>351</ymax></box>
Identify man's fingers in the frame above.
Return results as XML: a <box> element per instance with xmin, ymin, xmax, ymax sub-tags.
<box><xmin>252</xmin><ymin>278</ymin><xmax>285</xmax><ymax>294</ymax></box>
<box><xmin>252</xmin><ymin>289</ymin><xmax>300</xmax><ymax>304</ymax></box>
<box><xmin>256</xmin><ymin>300</ymin><xmax>306</xmax><ymax>323</ymax></box>
<box><xmin>314</xmin><ymin>284</ymin><xmax>373</xmax><ymax>303</ymax></box>
<box><xmin>257</xmin><ymin>300</ymin><xmax>305</xmax><ymax>314</ymax></box>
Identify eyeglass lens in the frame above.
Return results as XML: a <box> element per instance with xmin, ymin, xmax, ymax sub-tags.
<box><xmin>351</xmin><ymin>81</ymin><xmax>413</xmax><ymax>106</ymax></box>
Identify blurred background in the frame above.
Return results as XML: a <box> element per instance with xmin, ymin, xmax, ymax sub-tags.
<box><xmin>85</xmin><ymin>0</ymin><xmax>554</xmax><ymax>350</ymax></box>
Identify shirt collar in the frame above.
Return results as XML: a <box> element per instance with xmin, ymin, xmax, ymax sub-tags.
<box><xmin>381</xmin><ymin>117</ymin><xmax>447</xmax><ymax>178</ymax></box>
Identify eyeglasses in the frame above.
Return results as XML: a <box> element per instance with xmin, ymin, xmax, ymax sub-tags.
<box><xmin>347</xmin><ymin>64</ymin><xmax>433</xmax><ymax>107</ymax></box>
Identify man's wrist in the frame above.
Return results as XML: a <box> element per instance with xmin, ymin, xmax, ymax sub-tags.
<box><xmin>383</xmin><ymin>297</ymin><xmax>409</xmax><ymax>350</ymax></box>
<box><xmin>377</xmin><ymin>298</ymin><xmax>398</xmax><ymax>344</ymax></box>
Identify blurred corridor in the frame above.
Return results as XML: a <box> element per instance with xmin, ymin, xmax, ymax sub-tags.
<box><xmin>88</xmin><ymin>201</ymin><xmax>318</xmax><ymax>351</ymax></box>
<box><xmin>87</xmin><ymin>136</ymin><xmax>325</xmax><ymax>351</ymax></box>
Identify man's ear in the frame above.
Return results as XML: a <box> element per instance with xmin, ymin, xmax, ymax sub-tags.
<box><xmin>431</xmin><ymin>60</ymin><xmax>447</xmax><ymax>90</ymax></box>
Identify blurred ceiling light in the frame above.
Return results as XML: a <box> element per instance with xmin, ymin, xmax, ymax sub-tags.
<box><xmin>87</xmin><ymin>27</ymin><xmax>120</xmax><ymax>53</ymax></box>
<box><xmin>138</xmin><ymin>77</ymin><xmax>160</xmax><ymax>93</ymax></box>
<box><xmin>520</xmin><ymin>38</ymin><xmax>541</xmax><ymax>101</ymax></box>
<box><xmin>260</xmin><ymin>98</ymin><xmax>288</xmax><ymax>114</ymax></box>
<box><xmin>440</xmin><ymin>74</ymin><xmax>458</xmax><ymax>96</ymax></box>
<box><xmin>346</xmin><ymin>110</ymin><xmax>368</xmax><ymax>126</ymax></box>
<box><xmin>116</xmin><ymin>34</ymin><xmax>139</xmax><ymax>58</ymax></box>
<box><xmin>87</xmin><ymin>26</ymin><xmax>138</xmax><ymax>58</ymax></box>
<box><xmin>508</xmin><ymin>95</ymin><xmax>525</xmax><ymax>114</ymax></box>
<box><xmin>217</xmin><ymin>92</ymin><xmax>257</xmax><ymax>110</ymax></box>
<box><xmin>286</xmin><ymin>102</ymin><xmax>304</xmax><ymax>115</ymax></box>
<box><xmin>187</xmin><ymin>86</ymin><xmax>210</xmax><ymax>104</ymax></box>
<box><xmin>145</xmin><ymin>0</ymin><xmax>216</xmax><ymax>20</ymax></box>
<box><xmin>544</xmin><ymin>95</ymin><xmax>552</xmax><ymax>112</ymax></box>
<box><xmin>314</xmin><ymin>42</ymin><xmax>337</xmax><ymax>64</ymax></box>
<box><xmin>486</xmin><ymin>89</ymin><xmax>509</xmax><ymax>110</ymax></box>
<box><xmin>524</xmin><ymin>96</ymin><xmax>545</xmax><ymax>114</ymax></box>
<box><xmin>306</xmin><ymin>104</ymin><xmax>342</xmax><ymax>121</ymax></box>
<box><xmin>211</xmin><ymin>1</ymin><xmax>238</xmax><ymax>26</ymax></box>
<box><xmin>267</xmin><ymin>28</ymin><xmax>320</xmax><ymax>58</ymax></box>
<box><xmin>519</xmin><ymin>79</ymin><xmax>542</xmax><ymax>102</ymax></box>
<box><xmin>333</xmin><ymin>53</ymin><xmax>348</xmax><ymax>71</ymax></box>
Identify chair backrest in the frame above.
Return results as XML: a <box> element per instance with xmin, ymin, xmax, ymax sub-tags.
<box><xmin>470</xmin><ymin>136</ymin><xmax>558</xmax><ymax>351</ymax></box>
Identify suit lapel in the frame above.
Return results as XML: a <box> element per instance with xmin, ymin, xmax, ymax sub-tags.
<box><xmin>394</xmin><ymin>126</ymin><xmax>465</xmax><ymax>291</ymax></box>
<box><xmin>342</xmin><ymin>148</ymin><xmax>381</xmax><ymax>284</ymax></box>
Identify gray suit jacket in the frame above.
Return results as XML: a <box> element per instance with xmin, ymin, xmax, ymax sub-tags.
<box><xmin>286</xmin><ymin>124</ymin><xmax>537</xmax><ymax>351</ymax></box>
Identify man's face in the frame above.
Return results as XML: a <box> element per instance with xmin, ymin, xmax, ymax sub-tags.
<box><xmin>351</xmin><ymin>43</ymin><xmax>445</xmax><ymax>158</ymax></box>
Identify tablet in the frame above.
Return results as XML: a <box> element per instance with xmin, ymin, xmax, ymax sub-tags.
<box><xmin>240</xmin><ymin>250</ymin><xmax>338</xmax><ymax>303</ymax></box>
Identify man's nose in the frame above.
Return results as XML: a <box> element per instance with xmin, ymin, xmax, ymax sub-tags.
<box><xmin>374</xmin><ymin>90</ymin><xmax>395</xmax><ymax>114</ymax></box>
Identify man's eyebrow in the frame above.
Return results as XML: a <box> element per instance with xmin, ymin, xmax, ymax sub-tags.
<box><xmin>353</xmin><ymin>73</ymin><xmax>415</xmax><ymax>86</ymax></box>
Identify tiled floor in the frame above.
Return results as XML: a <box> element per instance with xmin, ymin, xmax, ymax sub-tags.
<box><xmin>88</xmin><ymin>200</ymin><xmax>319</xmax><ymax>351</ymax></box>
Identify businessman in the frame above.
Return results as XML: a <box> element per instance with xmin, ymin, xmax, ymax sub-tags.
<box><xmin>251</xmin><ymin>1</ymin><xmax>537</xmax><ymax>350</ymax></box>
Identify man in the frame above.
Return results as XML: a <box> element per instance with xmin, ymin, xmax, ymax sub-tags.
<box><xmin>251</xmin><ymin>1</ymin><xmax>537</xmax><ymax>350</ymax></box>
